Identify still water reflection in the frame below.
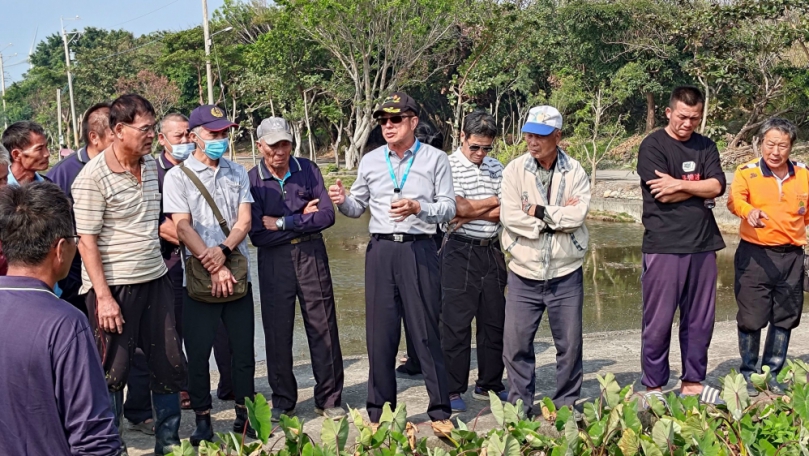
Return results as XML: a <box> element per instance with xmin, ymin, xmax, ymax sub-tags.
<box><xmin>246</xmin><ymin>215</ymin><xmax>740</xmax><ymax>361</ymax></box>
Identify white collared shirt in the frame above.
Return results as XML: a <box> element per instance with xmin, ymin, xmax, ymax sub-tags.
<box><xmin>447</xmin><ymin>149</ymin><xmax>504</xmax><ymax>239</ymax></box>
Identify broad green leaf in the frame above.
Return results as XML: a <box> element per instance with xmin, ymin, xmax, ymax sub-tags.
<box><xmin>640</xmin><ymin>435</ymin><xmax>664</xmax><ymax>456</ymax></box>
<box><xmin>542</xmin><ymin>396</ymin><xmax>557</xmax><ymax>414</ymax></box>
<box><xmin>750</xmin><ymin>365</ymin><xmax>771</xmax><ymax>393</ymax></box>
<box><xmin>166</xmin><ymin>440</ymin><xmax>196</xmax><ymax>456</ymax></box>
<box><xmin>242</xmin><ymin>442</ymin><xmax>262</xmax><ymax>454</ymax></box>
<box><xmin>556</xmin><ymin>404</ymin><xmax>572</xmax><ymax>431</ymax></box>
<box><xmin>392</xmin><ymin>403</ymin><xmax>407</xmax><ymax>433</ymax></box>
<box><xmin>457</xmin><ymin>418</ymin><xmax>468</xmax><ymax>431</ymax></box>
<box><xmin>617</xmin><ymin>428</ymin><xmax>639</xmax><ymax>456</ymax></box>
<box><xmin>359</xmin><ymin>427</ymin><xmax>373</xmax><ymax>447</ymax></box>
<box><xmin>302</xmin><ymin>441</ymin><xmax>315</xmax><ymax>456</ymax></box>
<box><xmin>791</xmin><ymin>383</ymin><xmax>809</xmax><ymax>422</ymax></box>
<box><xmin>380</xmin><ymin>403</ymin><xmax>395</xmax><ymax>424</ymax></box>
<box><xmin>321</xmin><ymin>416</ymin><xmax>349</xmax><ymax>452</ymax></box>
<box><xmin>606</xmin><ymin>404</ymin><xmax>623</xmax><ymax>437</ymax></box>
<box><xmin>349</xmin><ymin>406</ymin><xmax>365</xmax><ymax>429</ymax></box>
<box><xmin>503</xmin><ymin>401</ymin><xmax>522</xmax><ymax>425</ymax></box>
<box><xmin>622</xmin><ymin>399</ymin><xmax>642</xmax><ymax>434</ymax></box>
<box><xmin>490</xmin><ymin>390</ymin><xmax>505</xmax><ymax>427</ymax></box>
<box><xmin>598</xmin><ymin>373</ymin><xmax>622</xmax><ymax>408</ymax></box>
<box><xmin>583</xmin><ymin>401</ymin><xmax>599</xmax><ymax>424</ymax></box>
<box><xmin>646</xmin><ymin>394</ymin><xmax>667</xmax><ymax>416</ymax></box>
<box><xmin>721</xmin><ymin>372</ymin><xmax>750</xmax><ymax>421</ymax></box>
<box><xmin>755</xmin><ymin>439</ymin><xmax>778</xmax><ymax>456</ymax></box>
<box><xmin>652</xmin><ymin>418</ymin><xmax>674</xmax><ymax>452</ymax></box>
<box><xmin>564</xmin><ymin>413</ymin><xmax>579</xmax><ymax>456</ymax></box>
<box><xmin>246</xmin><ymin>393</ymin><xmax>273</xmax><ymax>444</ymax></box>
<box><xmin>799</xmin><ymin>426</ymin><xmax>809</xmax><ymax>456</ymax></box>
<box><xmin>587</xmin><ymin>420</ymin><xmax>605</xmax><ymax>446</ymax></box>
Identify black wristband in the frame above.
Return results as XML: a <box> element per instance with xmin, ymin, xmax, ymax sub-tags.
<box><xmin>218</xmin><ymin>244</ymin><xmax>232</xmax><ymax>257</ymax></box>
<box><xmin>533</xmin><ymin>205</ymin><xmax>546</xmax><ymax>220</ymax></box>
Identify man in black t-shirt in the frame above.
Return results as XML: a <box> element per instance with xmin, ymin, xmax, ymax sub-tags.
<box><xmin>636</xmin><ymin>86</ymin><xmax>726</xmax><ymax>405</ymax></box>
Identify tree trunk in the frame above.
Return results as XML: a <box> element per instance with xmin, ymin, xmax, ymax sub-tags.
<box><xmin>698</xmin><ymin>76</ymin><xmax>710</xmax><ymax>134</ymax></box>
<box><xmin>590</xmin><ymin>161</ymin><xmax>597</xmax><ymax>188</ymax></box>
<box><xmin>333</xmin><ymin>119</ymin><xmax>343</xmax><ymax>168</ymax></box>
<box><xmin>645</xmin><ymin>92</ymin><xmax>655</xmax><ymax>133</ymax></box>
<box><xmin>293</xmin><ymin>120</ymin><xmax>303</xmax><ymax>157</ymax></box>
<box><xmin>250</xmin><ymin>130</ymin><xmax>257</xmax><ymax>166</ymax></box>
<box><xmin>345</xmin><ymin>115</ymin><xmax>373</xmax><ymax>170</ymax></box>
<box><xmin>302</xmin><ymin>91</ymin><xmax>316</xmax><ymax>164</ymax></box>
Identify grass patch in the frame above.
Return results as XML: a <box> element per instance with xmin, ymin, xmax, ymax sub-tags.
<box><xmin>588</xmin><ymin>210</ymin><xmax>635</xmax><ymax>223</ymax></box>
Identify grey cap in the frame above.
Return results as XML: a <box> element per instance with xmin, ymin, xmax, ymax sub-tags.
<box><xmin>257</xmin><ymin>117</ymin><xmax>294</xmax><ymax>145</ymax></box>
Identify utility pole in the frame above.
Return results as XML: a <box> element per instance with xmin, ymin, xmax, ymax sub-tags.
<box><xmin>201</xmin><ymin>0</ymin><xmax>214</xmax><ymax>105</ymax></box>
<box><xmin>61</xmin><ymin>17</ymin><xmax>80</xmax><ymax>149</ymax></box>
<box><xmin>56</xmin><ymin>89</ymin><xmax>63</xmax><ymax>150</ymax></box>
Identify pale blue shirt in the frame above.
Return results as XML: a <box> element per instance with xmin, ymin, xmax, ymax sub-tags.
<box><xmin>337</xmin><ymin>140</ymin><xmax>456</xmax><ymax>235</ymax></box>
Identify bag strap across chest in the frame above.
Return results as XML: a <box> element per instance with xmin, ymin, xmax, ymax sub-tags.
<box><xmin>179</xmin><ymin>164</ymin><xmax>230</xmax><ymax>237</ymax></box>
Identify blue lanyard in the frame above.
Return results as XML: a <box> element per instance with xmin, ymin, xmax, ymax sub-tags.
<box><xmin>385</xmin><ymin>139</ymin><xmax>421</xmax><ymax>191</ymax></box>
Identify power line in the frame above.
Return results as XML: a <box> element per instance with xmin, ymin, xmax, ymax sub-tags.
<box><xmin>83</xmin><ymin>36</ymin><xmax>166</xmax><ymax>63</ymax></box>
<box><xmin>110</xmin><ymin>0</ymin><xmax>183</xmax><ymax>28</ymax></box>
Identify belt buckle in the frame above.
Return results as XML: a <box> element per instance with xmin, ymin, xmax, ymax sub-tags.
<box><xmin>480</xmin><ymin>239</ymin><xmax>490</xmax><ymax>246</ymax></box>
<box><xmin>393</xmin><ymin>234</ymin><xmax>404</xmax><ymax>243</ymax></box>
<box><xmin>291</xmin><ymin>238</ymin><xmax>301</xmax><ymax>245</ymax></box>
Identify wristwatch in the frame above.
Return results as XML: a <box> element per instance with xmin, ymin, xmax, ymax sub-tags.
<box><xmin>275</xmin><ymin>217</ymin><xmax>285</xmax><ymax>230</ymax></box>
<box><xmin>218</xmin><ymin>244</ymin><xmax>232</xmax><ymax>257</ymax></box>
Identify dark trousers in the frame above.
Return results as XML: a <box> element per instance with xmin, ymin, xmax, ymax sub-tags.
<box><xmin>440</xmin><ymin>237</ymin><xmax>506</xmax><ymax>395</ymax></box>
<box><xmin>258</xmin><ymin>238</ymin><xmax>344</xmax><ymax>410</ymax></box>
<box><xmin>86</xmin><ymin>274</ymin><xmax>187</xmax><ymax>393</ymax></box>
<box><xmin>365</xmin><ymin>237</ymin><xmax>450</xmax><ymax>422</ymax></box>
<box><xmin>184</xmin><ymin>285</ymin><xmax>256</xmax><ymax>412</ymax></box>
<box><xmin>734</xmin><ymin>241</ymin><xmax>803</xmax><ymax>379</ymax></box>
<box><xmin>503</xmin><ymin>268</ymin><xmax>583</xmax><ymax>412</ymax></box>
<box><xmin>641</xmin><ymin>252</ymin><xmax>717</xmax><ymax>388</ymax></box>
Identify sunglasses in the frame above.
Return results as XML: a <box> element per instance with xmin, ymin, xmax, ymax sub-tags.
<box><xmin>468</xmin><ymin>144</ymin><xmax>494</xmax><ymax>153</ymax></box>
<box><xmin>377</xmin><ymin>115</ymin><xmax>415</xmax><ymax>126</ymax></box>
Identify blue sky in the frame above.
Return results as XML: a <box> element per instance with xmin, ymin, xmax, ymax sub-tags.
<box><xmin>0</xmin><ymin>0</ymin><xmax>225</xmax><ymax>85</ymax></box>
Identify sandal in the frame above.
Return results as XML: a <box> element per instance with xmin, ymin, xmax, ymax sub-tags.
<box><xmin>679</xmin><ymin>385</ymin><xmax>725</xmax><ymax>405</ymax></box>
<box><xmin>635</xmin><ymin>390</ymin><xmax>668</xmax><ymax>411</ymax></box>
<box><xmin>180</xmin><ymin>391</ymin><xmax>192</xmax><ymax>410</ymax></box>
<box><xmin>127</xmin><ymin>418</ymin><xmax>155</xmax><ymax>436</ymax></box>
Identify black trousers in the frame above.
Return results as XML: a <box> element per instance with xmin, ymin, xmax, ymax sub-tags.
<box><xmin>735</xmin><ymin>240</ymin><xmax>804</xmax><ymax>331</ymax></box>
<box><xmin>258</xmin><ymin>238</ymin><xmax>344</xmax><ymax>410</ymax></box>
<box><xmin>365</xmin><ymin>236</ymin><xmax>450</xmax><ymax>422</ymax></box>
<box><xmin>86</xmin><ymin>274</ymin><xmax>187</xmax><ymax>394</ymax></box>
<box><xmin>439</xmin><ymin>236</ymin><xmax>507</xmax><ymax>395</ymax></box>
<box><xmin>184</xmin><ymin>284</ymin><xmax>256</xmax><ymax>412</ymax></box>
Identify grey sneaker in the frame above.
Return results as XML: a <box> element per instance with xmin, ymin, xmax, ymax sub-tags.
<box><xmin>271</xmin><ymin>407</ymin><xmax>296</xmax><ymax>422</ymax></box>
<box><xmin>315</xmin><ymin>406</ymin><xmax>347</xmax><ymax>420</ymax></box>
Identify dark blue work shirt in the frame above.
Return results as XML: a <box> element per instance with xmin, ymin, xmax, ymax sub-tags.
<box><xmin>0</xmin><ymin>276</ymin><xmax>121</xmax><ymax>455</ymax></box>
<box><xmin>47</xmin><ymin>148</ymin><xmax>92</xmax><ymax>300</ymax></box>
<box><xmin>155</xmin><ymin>151</ymin><xmax>182</xmax><ymax>268</ymax></box>
<box><xmin>249</xmin><ymin>157</ymin><xmax>335</xmax><ymax>248</ymax></box>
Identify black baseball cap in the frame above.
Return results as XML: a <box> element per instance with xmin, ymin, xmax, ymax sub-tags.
<box><xmin>188</xmin><ymin>105</ymin><xmax>238</xmax><ymax>131</ymax></box>
<box><xmin>373</xmin><ymin>92</ymin><xmax>420</xmax><ymax>118</ymax></box>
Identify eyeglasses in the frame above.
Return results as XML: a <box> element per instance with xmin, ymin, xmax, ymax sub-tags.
<box><xmin>64</xmin><ymin>235</ymin><xmax>81</xmax><ymax>244</ymax></box>
<box><xmin>377</xmin><ymin>115</ymin><xmax>415</xmax><ymax>126</ymax></box>
<box><xmin>468</xmin><ymin>144</ymin><xmax>494</xmax><ymax>153</ymax></box>
<box><xmin>121</xmin><ymin>123</ymin><xmax>157</xmax><ymax>134</ymax></box>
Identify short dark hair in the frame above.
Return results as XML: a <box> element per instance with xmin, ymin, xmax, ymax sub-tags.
<box><xmin>0</xmin><ymin>182</ymin><xmax>74</xmax><ymax>266</ymax></box>
<box><xmin>160</xmin><ymin>113</ymin><xmax>189</xmax><ymax>133</ymax></box>
<box><xmin>81</xmin><ymin>102</ymin><xmax>111</xmax><ymax>145</ymax></box>
<box><xmin>462</xmin><ymin>110</ymin><xmax>498</xmax><ymax>139</ymax></box>
<box><xmin>109</xmin><ymin>93</ymin><xmax>156</xmax><ymax>127</ymax></box>
<box><xmin>669</xmin><ymin>86</ymin><xmax>704</xmax><ymax>109</ymax></box>
<box><xmin>2</xmin><ymin>121</ymin><xmax>46</xmax><ymax>153</ymax></box>
<box><xmin>415</xmin><ymin>121</ymin><xmax>444</xmax><ymax>149</ymax></box>
<box><xmin>759</xmin><ymin>117</ymin><xmax>798</xmax><ymax>145</ymax></box>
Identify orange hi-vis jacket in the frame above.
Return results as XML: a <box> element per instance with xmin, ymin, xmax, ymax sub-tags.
<box><xmin>728</xmin><ymin>158</ymin><xmax>809</xmax><ymax>246</ymax></box>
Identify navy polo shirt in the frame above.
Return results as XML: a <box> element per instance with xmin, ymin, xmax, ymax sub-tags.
<box><xmin>248</xmin><ymin>157</ymin><xmax>335</xmax><ymax>248</ymax></box>
<box><xmin>47</xmin><ymin>148</ymin><xmax>92</xmax><ymax>300</ymax></box>
<box><xmin>155</xmin><ymin>151</ymin><xmax>183</xmax><ymax>268</ymax></box>
<box><xmin>0</xmin><ymin>276</ymin><xmax>120</xmax><ymax>455</ymax></box>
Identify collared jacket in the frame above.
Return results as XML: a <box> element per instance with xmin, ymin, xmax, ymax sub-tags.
<box><xmin>248</xmin><ymin>156</ymin><xmax>335</xmax><ymax>248</ymax></box>
<box><xmin>728</xmin><ymin>158</ymin><xmax>809</xmax><ymax>246</ymax></box>
<box><xmin>500</xmin><ymin>149</ymin><xmax>591</xmax><ymax>281</ymax></box>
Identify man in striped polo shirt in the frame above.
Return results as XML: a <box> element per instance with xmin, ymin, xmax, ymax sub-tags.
<box><xmin>440</xmin><ymin>110</ymin><xmax>507</xmax><ymax>412</ymax></box>
<box><xmin>72</xmin><ymin>94</ymin><xmax>186</xmax><ymax>455</ymax></box>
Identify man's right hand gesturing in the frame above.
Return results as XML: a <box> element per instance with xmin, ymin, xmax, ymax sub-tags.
<box><xmin>328</xmin><ymin>179</ymin><xmax>346</xmax><ymax>205</ymax></box>
<box><xmin>747</xmin><ymin>208</ymin><xmax>769</xmax><ymax>228</ymax></box>
<box><xmin>97</xmin><ymin>294</ymin><xmax>125</xmax><ymax>334</ymax></box>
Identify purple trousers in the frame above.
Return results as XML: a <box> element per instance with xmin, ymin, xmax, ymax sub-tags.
<box><xmin>641</xmin><ymin>252</ymin><xmax>717</xmax><ymax>388</ymax></box>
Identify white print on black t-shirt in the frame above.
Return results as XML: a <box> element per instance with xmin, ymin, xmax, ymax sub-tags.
<box><xmin>682</xmin><ymin>161</ymin><xmax>696</xmax><ymax>172</ymax></box>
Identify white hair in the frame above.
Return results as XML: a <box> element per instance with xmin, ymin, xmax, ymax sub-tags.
<box><xmin>0</xmin><ymin>143</ymin><xmax>10</xmax><ymax>166</ymax></box>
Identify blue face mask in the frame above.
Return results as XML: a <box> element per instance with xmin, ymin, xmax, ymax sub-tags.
<box><xmin>202</xmin><ymin>138</ymin><xmax>229</xmax><ymax>160</ymax></box>
<box><xmin>168</xmin><ymin>142</ymin><xmax>195</xmax><ymax>161</ymax></box>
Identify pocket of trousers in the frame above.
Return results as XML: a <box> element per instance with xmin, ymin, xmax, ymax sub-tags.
<box><xmin>440</xmin><ymin>240</ymin><xmax>472</xmax><ymax>291</ymax></box>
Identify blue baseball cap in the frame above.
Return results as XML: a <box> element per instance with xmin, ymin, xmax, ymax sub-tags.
<box><xmin>522</xmin><ymin>106</ymin><xmax>563</xmax><ymax>136</ymax></box>
<box><xmin>188</xmin><ymin>105</ymin><xmax>238</xmax><ymax>132</ymax></box>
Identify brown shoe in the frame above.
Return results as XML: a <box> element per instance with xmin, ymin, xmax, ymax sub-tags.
<box><xmin>363</xmin><ymin>421</ymin><xmax>380</xmax><ymax>433</ymax></box>
<box><xmin>431</xmin><ymin>419</ymin><xmax>454</xmax><ymax>437</ymax></box>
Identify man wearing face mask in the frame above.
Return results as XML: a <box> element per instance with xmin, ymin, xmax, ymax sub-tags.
<box><xmin>48</xmin><ymin>102</ymin><xmax>115</xmax><ymax>315</ymax></box>
<box><xmin>163</xmin><ymin>105</ymin><xmax>256</xmax><ymax>445</ymax></box>
<box><xmin>72</xmin><ymin>94</ymin><xmax>186</xmax><ymax>455</ymax></box>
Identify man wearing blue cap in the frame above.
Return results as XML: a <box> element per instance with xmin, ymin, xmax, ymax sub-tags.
<box><xmin>500</xmin><ymin>106</ymin><xmax>590</xmax><ymax>418</ymax></box>
<box><xmin>163</xmin><ymin>104</ymin><xmax>256</xmax><ymax>445</ymax></box>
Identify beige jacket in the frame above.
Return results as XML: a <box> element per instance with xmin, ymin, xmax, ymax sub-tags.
<box><xmin>500</xmin><ymin>150</ymin><xmax>591</xmax><ymax>280</ymax></box>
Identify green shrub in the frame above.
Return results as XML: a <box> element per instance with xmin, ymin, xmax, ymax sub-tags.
<box><xmin>168</xmin><ymin>359</ymin><xmax>809</xmax><ymax>455</ymax></box>
<box><xmin>324</xmin><ymin>164</ymin><xmax>339</xmax><ymax>174</ymax></box>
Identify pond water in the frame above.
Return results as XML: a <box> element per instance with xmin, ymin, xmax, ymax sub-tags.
<box><xmin>245</xmin><ymin>216</ymin><xmax>741</xmax><ymax>361</ymax></box>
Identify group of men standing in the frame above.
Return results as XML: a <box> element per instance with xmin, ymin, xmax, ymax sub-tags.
<box><xmin>0</xmin><ymin>83</ymin><xmax>806</xmax><ymax>456</ymax></box>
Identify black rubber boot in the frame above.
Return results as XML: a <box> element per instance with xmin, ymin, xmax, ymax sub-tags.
<box><xmin>190</xmin><ymin>413</ymin><xmax>214</xmax><ymax>447</ymax></box>
<box><xmin>234</xmin><ymin>405</ymin><xmax>258</xmax><ymax>439</ymax></box>
<box><xmin>152</xmin><ymin>393</ymin><xmax>181</xmax><ymax>455</ymax></box>
<box><xmin>108</xmin><ymin>390</ymin><xmax>127</xmax><ymax>454</ymax></box>
<box><xmin>738</xmin><ymin>328</ymin><xmax>761</xmax><ymax>382</ymax></box>
<box><xmin>762</xmin><ymin>325</ymin><xmax>792</xmax><ymax>378</ymax></box>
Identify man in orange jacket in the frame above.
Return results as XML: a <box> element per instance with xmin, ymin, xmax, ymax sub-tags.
<box><xmin>728</xmin><ymin>117</ymin><xmax>807</xmax><ymax>395</ymax></box>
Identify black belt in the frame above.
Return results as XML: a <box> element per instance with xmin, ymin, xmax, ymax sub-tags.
<box><xmin>742</xmin><ymin>239</ymin><xmax>802</xmax><ymax>253</ymax></box>
<box><xmin>448</xmin><ymin>233</ymin><xmax>499</xmax><ymax>247</ymax></box>
<box><xmin>373</xmin><ymin>233</ymin><xmax>433</xmax><ymax>243</ymax></box>
<box><xmin>290</xmin><ymin>232</ymin><xmax>323</xmax><ymax>245</ymax></box>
